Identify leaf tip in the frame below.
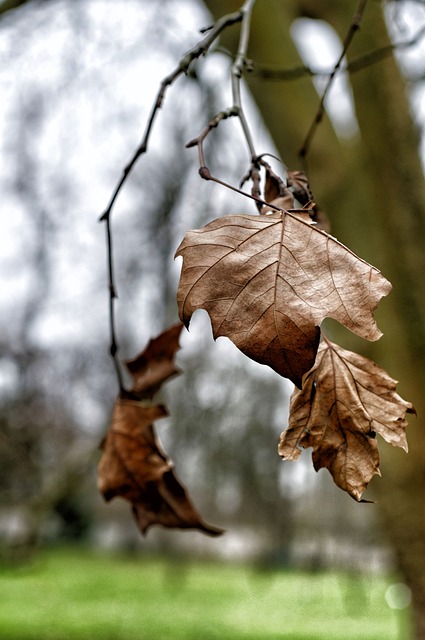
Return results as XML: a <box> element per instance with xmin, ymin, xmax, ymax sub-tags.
<box><xmin>409</xmin><ymin>404</ymin><xmax>417</xmax><ymax>417</ymax></box>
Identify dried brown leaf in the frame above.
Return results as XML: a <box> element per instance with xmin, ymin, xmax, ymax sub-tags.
<box><xmin>286</xmin><ymin>169</ymin><xmax>313</xmax><ymax>206</ymax></box>
<box><xmin>98</xmin><ymin>324</ymin><xmax>222</xmax><ymax>537</ymax></box>
<box><xmin>175</xmin><ymin>212</ymin><xmax>391</xmax><ymax>387</ymax></box>
<box><xmin>98</xmin><ymin>399</ymin><xmax>223</xmax><ymax>535</ymax></box>
<box><xmin>264</xmin><ymin>164</ymin><xmax>292</xmax><ymax>203</ymax></box>
<box><xmin>278</xmin><ymin>339</ymin><xmax>415</xmax><ymax>500</ymax></box>
<box><xmin>261</xmin><ymin>164</ymin><xmax>294</xmax><ymax>214</ymax></box>
<box><xmin>286</xmin><ymin>169</ymin><xmax>329</xmax><ymax>231</ymax></box>
<box><xmin>125</xmin><ymin>323</ymin><xmax>183</xmax><ymax>399</ymax></box>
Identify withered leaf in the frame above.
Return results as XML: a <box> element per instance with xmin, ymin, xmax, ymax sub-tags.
<box><xmin>278</xmin><ymin>339</ymin><xmax>415</xmax><ymax>500</ymax></box>
<box><xmin>264</xmin><ymin>164</ymin><xmax>294</xmax><ymax>211</ymax></box>
<box><xmin>286</xmin><ymin>169</ymin><xmax>329</xmax><ymax>231</ymax></box>
<box><xmin>175</xmin><ymin>212</ymin><xmax>391</xmax><ymax>387</ymax></box>
<box><xmin>98</xmin><ymin>399</ymin><xmax>223</xmax><ymax>535</ymax></box>
<box><xmin>98</xmin><ymin>324</ymin><xmax>222</xmax><ymax>537</ymax></box>
<box><xmin>286</xmin><ymin>169</ymin><xmax>313</xmax><ymax>206</ymax></box>
<box><xmin>125</xmin><ymin>323</ymin><xmax>183</xmax><ymax>399</ymax></box>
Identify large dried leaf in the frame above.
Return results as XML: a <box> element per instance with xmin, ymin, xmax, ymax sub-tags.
<box><xmin>175</xmin><ymin>212</ymin><xmax>391</xmax><ymax>387</ymax></box>
<box><xmin>278</xmin><ymin>340</ymin><xmax>415</xmax><ymax>500</ymax></box>
<box><xmin>98</xmin><ymin>324</ymin><xmax>222</xmax><ymax>537</ymax></box>
<box><xmin>98</xmin><ymin>399</ymin><xmax>223</xmax><ymax>535</ymax></box>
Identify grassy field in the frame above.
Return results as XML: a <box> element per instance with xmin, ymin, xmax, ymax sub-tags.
<box><xmin>0</xmin><ymin>547</ymin><xmax>411</xmax><ymax>640</ymax></box>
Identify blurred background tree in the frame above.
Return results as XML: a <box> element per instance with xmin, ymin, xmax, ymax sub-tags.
<box><xmin>0</xmin><ymin>0</ymin><xmax>424</xmax><ymax>633</ymax></box>
<box><xmin>204</xmin><ymin>0</ymin><xmax>425</xmax><ymax>634</ymax></box>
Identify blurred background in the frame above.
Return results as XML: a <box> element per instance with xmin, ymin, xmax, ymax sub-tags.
<box><xmin>0</xmin><ymin>0</ymin><xmax>424</xmax><ymax>637</ymax></box>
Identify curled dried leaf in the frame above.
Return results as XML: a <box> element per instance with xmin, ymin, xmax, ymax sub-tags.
<box><xmin>98</xmin><ymin>399</ymin><xmax>223</xmax><ymax>536</ymax></box>
<box><xmin>261</xmin><ymin>163</ymin><xmax>294</xmax><ymax>213</ymax></box>
<box><xmin>278</xmin><ymin>339</ymin><xmax>415</xmax><ymax>500</ymax></box>
<box><xmin>264</xmin><ymin>164</ymin><xmax>291</xmax><ymax>203</ymax></box>
<box><xmin>286</xmin><ymin>169</ymin><xmax>329</xmax><ymax>230</ymax></box>
<box><xmin>125</xmin><ymin>323</ymin><xmax>183</xmax><ymax>399</ymax></box>
<box><xmin>98</xmin><ymin>324</ymin><xmax>222</xmax><ymax>537</ymax></box>
<box><xmin>286</xmin><ymin>169</ymin><xmax>313</xmax><ymax>206</ymax></box>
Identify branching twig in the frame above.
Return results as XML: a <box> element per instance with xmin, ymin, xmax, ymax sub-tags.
<box><xmin>99</xmin><ymin>7</ymin><xmax>244</xmax><ymax>390</ymax></box>
<box><xmin>186</xmin><ymin>107</ymin><xmax>240</xmax><ymax>167</ymax></box>
<box><xmin>299</xmin><ymin>0</ymin><xmax>369</xmax><ymax>161</ymax></box>
<box><xmin>186</xmin><ymin>0</ymin><xmax>265</xmax><ymax>208</ymax></box>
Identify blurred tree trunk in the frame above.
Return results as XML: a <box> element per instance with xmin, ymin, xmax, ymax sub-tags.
<box><xmin>205</xmin><ymin>0</ymin><xmax>425</xmax><ymax>636</ymax></box>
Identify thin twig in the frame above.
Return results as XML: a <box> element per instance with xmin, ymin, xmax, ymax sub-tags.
<box><xmin>186</xmin><ymin>107</ymin><xmax>240</xmax><ymax>166</ymax></box>
<box><xmin>231</xmin><ymin>0</ymin><xmax>258</xmax><ymax>160</ymax></box>
<box><xmin>348</xmin><ymin>24</ymin><xmax>425</xmax><ymax>73</ymax></box>
<box><xmin>104</xmin><ymin>218</ymin><xmax>124</xmax><ymax>391</ymax></box>
<box><xmin>298</xmin><ymin>0</ymin><xmax>369</xmax><ymax>161</ymax></box>
<box><xmin>99</xmin><ymin>7</ymin><xmax>244</xmax><ymax>390</ymax></box>
<box><xmin>253</xmin><ymin>24</ymin><xmax>425</xmax><ymax>81</ymax></box>
<box><xmin>195</xmin><ymin>164</ymin><xmax>305</xmax><ymax>215</ymax></box>
<box><xmin>254</xmin><ymin>64</ymin><xmax>318</xmax><ymax>81</ymax></box>
<box><xmin>186</xmin><ymin>0</ymin><xmax>263</xmax><ymax>206</ymax></box>
<box><xmin>193</xmin><ymin>165</ymin><xmax>272</xmax><ymax>208</ymax></box>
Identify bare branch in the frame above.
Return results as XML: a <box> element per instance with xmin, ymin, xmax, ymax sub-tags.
<box><xmin>99</xmin><ymin>9</ymin><xmax>243</xmax><ymax>225</ymax></box>
<box><xmin>185</xmin><ymin>107</ymin><xmax>240</xmax><ymax>167</ymax></box>
<box><xmin>193</xmin><ymin>163</ymin><xmax>297</xmax><ymax>214</ymax></box>
<box><xmin>254</xmin><ymin>21</ymin><xmax>425</xmax><ymax>82</ymax></box>
<box><xmin>348</xmin><ymin>23</ymin><xmax>425</xmax><ymax>74</ymax></box>
<box><xmin>104</xmin><ymin>218</ymin><xmax>124</xmax><ymax>392</ymax></box>
<box><xmin>299</xmin><ymin>0</ymin><xmax>369</xmax><ymax>161</ymax></box>
<box><xmin>99</xmin><ymin>6</ymin><xmax>244</xmax><ymax>390</ymax></box>
<box><xmin>186</xmin><ymin>0</ymin><xmax>267</xmax><ymax>207</ymax></box>
<box><xmin>254</xmin><ymin>64</ymin><xmax>318</xmax><ymax>81</ymax></box>
<box><xmin>231</xmin><ymin>0</ymin><xmax>258</xmax><ymax>159</ymax></box>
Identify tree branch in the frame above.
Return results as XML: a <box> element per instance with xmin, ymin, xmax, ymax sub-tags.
<box><xmin>104</xmin><ymin>217</ymin><xmax>124</xmax><ymax>391</ymax></box>
<box><xmin>99</xmin><ymin>9</ymin><xmax>243</xmax><ymax>225</ymax></box>
<box><xmin>187</xmin><ymin>164</ymin><xmax>285</xmax><ymax>212</ymax></box>
<box><xmin>348</xmin><ymin>23</ymin><xmax>425</xmax><ymax>74</ymax></box>
<box><xmin>298</xmin><ymin>0</ymin><xmax>369</xmax><ymax>161</ymax></box>
<box><xmin>99</xmin><ymin>5</ymin><xmax>245</xmax><ymax>390</ymax></box>
<box><xmin>185</xmin><ymin>0</ymin><xmax>269</xmax><ymax>209</ymax></box>
<box><xmin>231</xmin><ymin>0</ymin><xmax>258</xmax><ymax>160</ymax></box>
<box><xmin>252</xmin><ymin>23</ymin><xmax>425</xmax><ymax>81</ymax></box>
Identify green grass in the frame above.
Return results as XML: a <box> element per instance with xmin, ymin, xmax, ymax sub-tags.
<box><xmin>0</xmin><ymin>547</ymin><xmax>411</xmax><ymax>640</ymax></box>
